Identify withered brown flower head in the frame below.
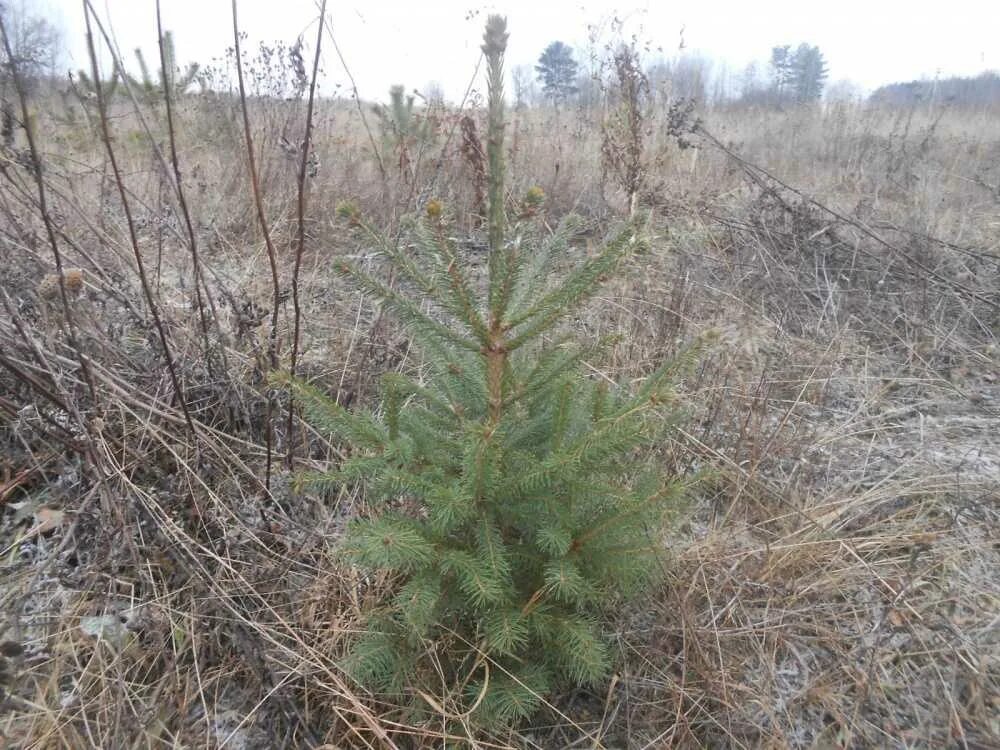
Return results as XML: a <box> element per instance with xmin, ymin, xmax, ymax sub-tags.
<box><xmin>37</xmin><ymin>268</ymin><xmax>84</xmax><ymax>300</ymax></box>
<box><xmin>63</xmin><ymin>268</ymin><xmax>84</xmax><ymax>293</ymax></box>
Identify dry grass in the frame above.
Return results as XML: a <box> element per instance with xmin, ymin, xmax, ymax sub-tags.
<box><xmin>0</xmin><ymin>31</ymin><xmax>997</xmax><ymax>748</ymax></box>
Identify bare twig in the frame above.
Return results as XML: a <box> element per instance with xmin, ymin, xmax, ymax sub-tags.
<box><xmin>82</xmin><ymin>1</ymin><xmax>197</xmax><ymax>439</ymax></box>
<box><xmin>156</xmin><ymin>0</ymin><xmax>220</xmax><ymax>376</ymax></box>
<box><xmin>320</xmin><ymin>12</ymin><xmax>387</xmax><ymax>184</ymax></box>
<box><xmin>286</xmin><ymin>0</ymin><xmax>328</xmax><ymax>468</ymax></box>
<box><xmin>0</xmin><ymin>10</ymin><xmax>100</xmax><ymax>413</ymax></box>
<box><xmin>231</xmin><ymin>0</ymin><xmax>283</xmax><ymax>492</ymax></box>
<box><xmin>696</xmin><ymin>124</ymin><xmax>1000</xmax><ymax>311</ymax></box>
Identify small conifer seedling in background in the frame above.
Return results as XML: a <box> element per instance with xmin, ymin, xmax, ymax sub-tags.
<box><xmin>276</xmin><ymin>15</ymin><xmax>700</xmax><ymax>729</ymax></box>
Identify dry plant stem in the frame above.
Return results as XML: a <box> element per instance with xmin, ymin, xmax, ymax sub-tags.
<box><xmin>3</xmin><ymin>171</ymin><xmax>150</xmax><ymax>318</ymax></box>
<box><xmin>287</xmin><ymin>0</ymin><xmax>328</xmax><ymax>468</ymax></box>
<box><xmin>1</xmin><ymin>292</ymin><xmax>75</xmax><ymax>418</ymax></box>
<box><xmin>696</xmin><ymin>124</ymin><xmax>999</xmax><ymax>311</ymax></box>
<box><xmin>0</xmin><ymin>175</ymin><xmax>136</xmax><ymax>315</ymax></box>
<box><xmin>0</xmin><ymin>13</ymin><xmax>100</xmax><ymax>415</ymax></box>
<box><xmin>114</xmin><ymin>478</ymin><xmax>398</xmax><ymax>748</ymax></box>
<box><xmin>83</xmin><ymin>0</ymin><xmax>230</xmax><ymax>352</ymax></box>
<box><xmin>419</xmin><ymin>54</ymin><xmax>483</xmax><ymax>206</ymax></box>
<box><xmin>401</xmin><ymin>106</ymin><xmax>436</xmax><ymax>212</ymax></box>
<box><xmin>231</xmin><ymin>0</ymin><xmax>282</xmax><ymax>492</ymax></box>
<box><xmin>0</xmin><ymin>352</ymin><xmax>70</xmax><ymax>432</ymax></box>
<box><xmin>156</xmin><ymin>0</ymin><xmax>216</xmax><ymax>376</ymax></box>
<box><xmin>0</xmin><ymin>16</ymin><xmax>97</xmax><ymax>406</ymax></box>
<box><xmin>82</xmin><ymin>1</ymin><xmax>197</xmax><ymax>440</ymax></box>
<box><xmin>0</xmin><ymin>337</ymin><xmax>151</xmax><ymax>469</ymax></box>
<box><xmin>602</xmin><ymin>46</ymin><xmax>647</xmax><ymax>217</ymax></box>
<box><xmin>458</xmin><ymin>115</ymin><xmax>487</xmax><ymax>224</ymax></box>
<box><xmin>320</xmin><ymin>11</ymin><xmax>387</xmax><ymax>185</ymax></box>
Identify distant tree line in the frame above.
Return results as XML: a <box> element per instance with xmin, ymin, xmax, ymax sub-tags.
<box><xmin>870</xmin><ymin>71</ymin><xmax>1000</xmax><ymax>107</ymax></box>
<box><xmin>528</xmin><ymin>37</ymin><xmax>831</xmax><ymax>109</ymax></box>
<box><xmin>734</xmin><ymin>43</ymin><xmax>828</xmax><ymax>106</ymax></box>
<box><xmin>527</xmin><ymin>35</ymin><xmax>1000</xmax><ymax>111</ymax></box>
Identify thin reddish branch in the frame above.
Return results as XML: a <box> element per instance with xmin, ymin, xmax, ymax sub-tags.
<box><xmin>82</xmin><ymin>1</ymin><xmax>198</xmax><ymax>440</ymax></box>
<box><xmin>286</xmin><ymin>0</ymin><xmax>328</xmax><ymax>468</ymax></box>
<box><xmin>231</xmin><ymin>0</ymin><xmax>283</xmax><ymax>492</ymax></box>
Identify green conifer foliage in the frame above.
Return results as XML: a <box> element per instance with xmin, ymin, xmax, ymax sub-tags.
<box><xmin>92</xmin><ymin>32</ymin><xmax>200</xmax><ymax>108</ymax></box>
<box><xmin>372</xmin><ymin>84</ymin><xmax>436</xmax><ymax>178</ymax></box>
<box><xmin>278</xmin><ymin>15</ymin><xmax>701</xmax><ymax>729</ymax></box>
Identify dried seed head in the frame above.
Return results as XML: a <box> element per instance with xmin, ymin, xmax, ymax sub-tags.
<box><xmin>37</xmin><ymin>268</ymin><xmax>85</xmax><ymax>300</ymax></box>
<box><xmin>64</xmin><ymin>268</ymin><xmax>84</xmax><ymax>293</ymax></box>
<box><xmin>37</xmin><ymin>274</ymin><xmax>59</xmax><ymax>299</ymax></box>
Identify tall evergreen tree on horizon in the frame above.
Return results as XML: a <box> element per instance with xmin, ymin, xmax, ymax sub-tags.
<box><xmin>770</xmin><ymin>44</ymin><xmax>793</xmax><ymax>100</ymax></box>
<box><xmin>790</xmin><ymin>43</ymin><xmax>829</xmax><ymax>102</ymax></box>
<box><xmin>535</xmin><ymin>40</ymin><xmax>579</xmax><ymax>103</ymax></box>
<box><xmin>769</xmin><ymin>42</ymin><xmax>828</xmax><ymax>104</ymax></box>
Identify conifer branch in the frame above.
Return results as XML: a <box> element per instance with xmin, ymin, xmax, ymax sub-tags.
<box><xmin>505</xmin><ymin>223</ymin><xmax>644</xmax><ymax>350</ymax></box>
<box><xmin>571</xmin><ymin>477</ymin><xmax>691</xmax><ymax>551</ymax></box>
<box><xmin>336</xmin><ymin>261</ymin><xmax>481</xmax><ymax>352</ymax></box>
<box><xmin>507</xmin><ymin>214</ymin><xmax>584</xmax><ymax>317</ymax></box>
<box><xmin>422</xmin><ymin>221</ymin><xmax>491</xmax><ymax>341</ymax></box>
<box><xmin>270</xmin><ymin>372</ymin><xmax>387</xmax><ymax>449</ymax></box>
<box><xmin>345</xmin><ymin>516</ymin><xmax>436</xmax><ymax>571</ymax></box>
<box><xmin>482</xmin><ymin>15</ymin><xmax>510</xmax><ymax>320</ymax></box>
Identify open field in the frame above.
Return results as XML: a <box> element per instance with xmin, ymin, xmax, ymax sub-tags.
<box><xmin>1</xmin><ymin>31</ymin><xmax>998</xmax><ymax>748</ymax></box>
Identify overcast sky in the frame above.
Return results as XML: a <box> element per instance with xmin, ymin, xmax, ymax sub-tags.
<box><xmin>45</xmin><ymin>0</ymin><xmax>1000</xmax><ymax>100</ymax></box>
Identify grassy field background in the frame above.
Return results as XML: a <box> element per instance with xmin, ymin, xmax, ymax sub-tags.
<box><xmin>0</xmin><ymin>25</ymin><xmax>998</xmax><ymax>748</ymax></box>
